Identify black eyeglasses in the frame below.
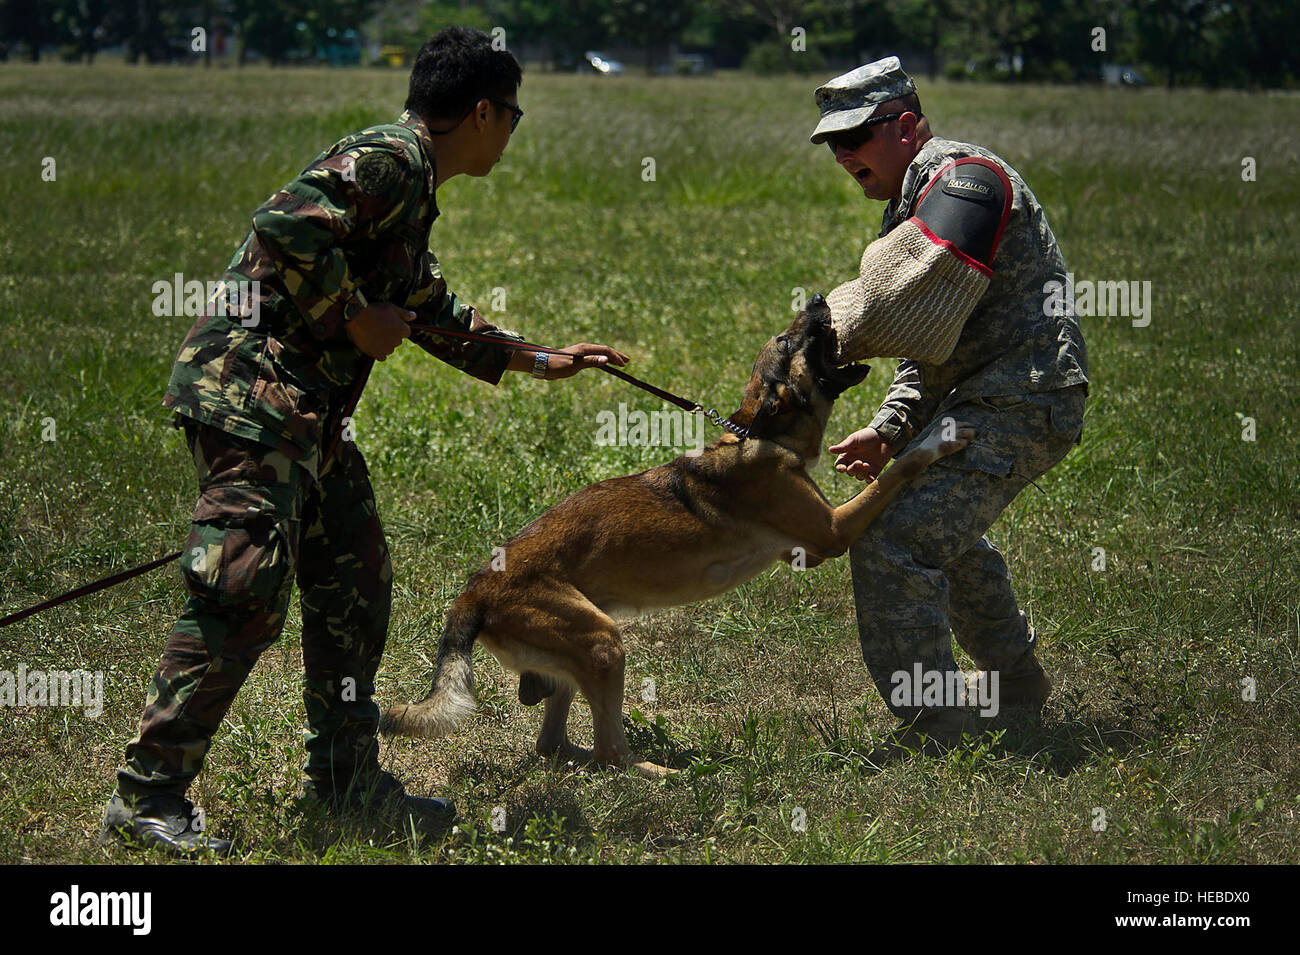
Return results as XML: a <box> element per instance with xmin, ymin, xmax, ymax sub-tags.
<box><xmin>491</xmin><ymin>100</ymin><xmax>524</xmax><ymax>132</ymax></box>
<box><xmin>825</xmin><ymin>112</ymin><xmax>916</xmax><ymax>153</ymax></box>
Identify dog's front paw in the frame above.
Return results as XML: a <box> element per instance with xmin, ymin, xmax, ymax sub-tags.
<box><xmin>907</xmin><ymin>421</ymin><xmax>975</xmax><ymax>465</ymax></box>
<box><xmin>935</xmin><ymin>422</ymin><xmax>976</xmax><ymax>457</ymax></box>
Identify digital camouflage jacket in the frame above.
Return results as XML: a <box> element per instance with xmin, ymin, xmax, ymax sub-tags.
<box><xmin>866</xmin><ymin>136</ymin><xmax>1089</xmax><ymax>450</ymax></box>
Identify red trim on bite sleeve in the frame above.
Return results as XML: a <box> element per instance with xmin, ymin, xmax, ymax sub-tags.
<box><xmin>914</xmin><ymin>157</ymin><xmax>1014</xmax><ymax>262</ymax></box>
<box><xmin>910</xmin><ymin>218</ymin><xmax>995</xmax><ymax>277</ymax></box>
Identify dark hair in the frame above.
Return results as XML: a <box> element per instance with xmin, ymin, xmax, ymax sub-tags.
<box><xmin>405</xmin><ymin>27</ymin><xmax>522</xmax><ymax>123</ymax></box>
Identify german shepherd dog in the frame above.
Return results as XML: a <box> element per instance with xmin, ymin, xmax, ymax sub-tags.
<box><xmin>381</xmin><ymin>296</ymin><xmax>972</xmax><ymax>776</ymax></box>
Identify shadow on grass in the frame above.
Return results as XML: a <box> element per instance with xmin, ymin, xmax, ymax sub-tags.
<box><xmin>803</xmin><ymin>704</ymin><xmax>1157</xmax><ymax>778</ymax></box>
<box><xmin>279</xmin><ymin>795</ymin><xmax>456</xmax><ymax>860</ymax></box>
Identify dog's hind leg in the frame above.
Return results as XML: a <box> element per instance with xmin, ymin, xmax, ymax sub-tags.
<box><xmin>578</xmin><ymin>632</ymin><xmax>676</xmax><ymax>779</ymax></box>
<box><xmin>490</xmin><ymin>588</ymin><xmax>672</xmax><ymax>778</ymax></box>
<box><xmin>535</xmin><ymin>682</ymin><xmax>580</xmax><ymax>761</ymax></box>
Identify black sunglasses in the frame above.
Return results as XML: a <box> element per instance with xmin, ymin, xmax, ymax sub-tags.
<box><xmin>491</xmin><ymin>99</ymin><xmax>524</xmax><ymax>132</ymax></box>
<box><xmin>428</xmin><ymin>99</ymin><xmax>523</xmax><ymax>136</ymax></box>
<box><xmin>825</xmin><ymin>112</ymin><xmax>917</xmax><ymax>153</ymax></box>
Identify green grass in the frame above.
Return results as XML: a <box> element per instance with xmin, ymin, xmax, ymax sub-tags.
<box><xmin>1</xmin><ymin>62</ymin><xmax>1297</xmax><ymax>864</ymax></box>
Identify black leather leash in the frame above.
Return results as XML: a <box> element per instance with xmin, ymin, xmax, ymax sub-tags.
<box><xmin>408</xmin><ymin>324</ymin><xmax>748</xmax><ymax>438</ymax></box>
<box><xmin>1</xmin><ymin>328</ymin><xmax>743</xmax><ymax>628</ymax></box>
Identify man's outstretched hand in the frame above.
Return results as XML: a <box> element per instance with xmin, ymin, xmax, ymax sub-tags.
<box><xmin>829</xmin><ymin>426</ymin><xmax>894</xmax><ymax>482</ymax></box>
<box><xmin>345</xmin><ymin>303</ymin><xmax>416</xmax><ymax>360</ymax></box>
<box><xmin>533</xmin><ymin>342</ymin><xmax>631</xmax><ymax>380</ymax></box>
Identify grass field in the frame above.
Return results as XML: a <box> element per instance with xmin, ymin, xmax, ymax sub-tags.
<box><xmin>1</xmin><ymin>62</ymin><xmax>1298</xmax><ymax>864</ymax></box>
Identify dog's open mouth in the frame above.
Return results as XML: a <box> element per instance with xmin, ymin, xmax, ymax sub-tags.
<box><xmin>819</xmin><ymin>361</ymin><xmax>869</xmax><ymax>394</ymax></box>
<box><xmin>809</xmin><ymin>323</ymin><xmax>868</xmax><ymax>393</ymax></box>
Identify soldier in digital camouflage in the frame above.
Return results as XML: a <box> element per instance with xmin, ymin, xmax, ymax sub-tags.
<box><xmin>810</xmin><ymin>58</ymin><xmax>1089</xmax><ymax>762</ymax></box>
<box><xmin>100</xmin><ymin>26</ymin><xmax>630</xmax><ymax>856</ymax></box>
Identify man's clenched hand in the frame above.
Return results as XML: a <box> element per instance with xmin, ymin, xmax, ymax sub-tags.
<box><xmin>345</xmin><ymin>303</ymin><xmax>416</xmax><ymax>360</ymax></box>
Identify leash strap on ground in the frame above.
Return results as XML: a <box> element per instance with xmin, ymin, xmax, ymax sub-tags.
<box><xmin>0</xmin><ymin>549</ymin><xmax>184</xmax><ymax>628</ymax></box>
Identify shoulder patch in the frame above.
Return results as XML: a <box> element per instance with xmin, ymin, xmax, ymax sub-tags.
<box><xmin>354</xmin><ymin>151</ymin><xmax>400</xmax><ymax>196</ymax></box>
<box><xmin>941</xmin><ymin>177</ymin><xmax>995</xmax><ymax>202</ymax></box>
<box><xmin>911</xmin><ymin>158</ymin><xmax>1013</xmax><ymax>267</ymax></box>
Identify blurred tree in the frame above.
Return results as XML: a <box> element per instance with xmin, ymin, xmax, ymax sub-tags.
<box><xmin>227</xmin><ymin>0</ymin><xmax>299</xmax><ymax>64</ymax></box>
<box><xmin>951</xmin><ymin>0</ymin><xmax>1042</xmax><ymax>80</ymax></box>
<box><xmin>0</xmin><ymin>0</ymin><xmax>1290</xmax><ymax>88</ymax></box>
<box><xmin>1134</xmin><ymin>0</ymin><xmax>1211</xmax><ymax>89</ymax></box>
<box><xmin>488</xmin><ymin>0</ymin><xmax>612</xmax><ymax>68</ymax></box>
<box><xmin>114</xmin><ymin>0</ymin><xmax>173</xmax><ymax>63</ymax></box>
<box><xmin>378</xmin><ymin>0</ymin><xmax>490</xmax><ymax>51</ymax></box>
<box><xmin>889</xmin><ymin>0</ymin><xmax>951</xmax><ymax>79</ymax></box>
<box><xmin>1</xmin><ymin>0</ymin><xmax>49</xmax><ymax>60</ymax></box>
<box><xmin>720</xmin><ymin>0</ymin><xmax>854</xmax><ymax>71</ymax></box>
<box><xmin>49</xmin><ymin>0</ymin><xmax>115</xmax><ymax>62</ymax></box>
<box><xmin>602</xmin><ymin>0</ymin><xmax>693</xmax><ymax>73</ymax></box>
<box><xmin>1231</xmin><ymin>0</ymin><xmax>1299</xmax><ymax>88</ymax></box>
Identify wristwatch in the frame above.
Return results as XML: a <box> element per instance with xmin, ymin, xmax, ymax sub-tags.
<box><xmin>530</xmin><ymin>351</ymin><xmax>549</xmax><ymax>379</ymax></box>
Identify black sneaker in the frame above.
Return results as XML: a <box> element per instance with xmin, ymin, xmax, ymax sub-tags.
<box><xmin>300</xmin><ymin>770</ymin><xmax>456</xmax><ymax>821</ymax></box>
<box><xmin>99</xmin><ymin>791</ymin><xmax>235</xmax><ymax>857</ymax></box>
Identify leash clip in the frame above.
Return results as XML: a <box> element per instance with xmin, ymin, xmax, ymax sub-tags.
<box><xmin>695</xmin><ymin>405</ymin><xmax>749</xmax><ymax>440</ymax></box>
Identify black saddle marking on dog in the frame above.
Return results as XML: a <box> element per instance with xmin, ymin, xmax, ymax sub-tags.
<box><xmin>662</xmin><ymin>463</ymin><xmax>702</xmax><ymax>518</ymax></box>
<box><xmin>519</xmin><ymin>671</ymin><xmax>557</xmax><ymax>706</ymax></box>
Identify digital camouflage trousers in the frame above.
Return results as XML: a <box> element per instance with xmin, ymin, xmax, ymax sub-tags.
<box><xmin>850</xmin><ymin>385</ymin><xmax>1087</xmax><ymax>720</ymax></box>
<box><xmin>116</xmin><ymin>418</ymin><xmax>392</xmax><ymax>798</ymax></box>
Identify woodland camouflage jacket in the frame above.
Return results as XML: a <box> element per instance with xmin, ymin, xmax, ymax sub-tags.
<box><xmin>163</xmin><ymin>111</ymin><xmax>520</xmax><ymax>476</ymax></box>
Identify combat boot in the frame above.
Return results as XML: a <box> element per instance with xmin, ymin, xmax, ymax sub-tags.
<box><xmin>863</xmin><ymin>707</ymin><xmax>986</xmax><ymax>768</ymax></box>
<box><xmin>99</xmin><ymin>790</ymin><xmax>234</xmax><ymax>857</ymax></box>
<box><xmin>966</xmin><ymin>653</ymin><xmax>1053</xmax><ymax>712</ymax></box>
<box><xmin>300</xmin><ymin>768</ymin><xmax>456</xmax><ymax>821</ymax></box>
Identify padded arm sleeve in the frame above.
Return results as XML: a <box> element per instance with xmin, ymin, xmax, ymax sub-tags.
<box><xmin>828</xmin><ymin>157</ymin><xmax>1012</xmax><ymax>365</ymax></box>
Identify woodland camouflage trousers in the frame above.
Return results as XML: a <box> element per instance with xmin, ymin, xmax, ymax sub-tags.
<box><xmin>115</xmin><ymin>418</ymin><xmax>392</xmax><ymax>798</ymax></box>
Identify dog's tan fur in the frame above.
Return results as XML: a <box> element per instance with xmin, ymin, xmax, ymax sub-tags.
<box><xmin>381</xmin><ymin>299</ymin><xmax>972</xmax><ymax>776</ymax></box>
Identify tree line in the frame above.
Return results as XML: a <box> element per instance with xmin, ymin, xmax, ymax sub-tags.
<box><xmin>2</xmin><ymin>0</ymin><xmax>1294</xmax><ymax>89</ymax></box>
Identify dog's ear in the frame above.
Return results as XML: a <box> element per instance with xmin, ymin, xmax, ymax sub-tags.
<box><xmin>730</xmin><ymin>366</ymin><xmax>773</xmax><ymax>433</ymax></box>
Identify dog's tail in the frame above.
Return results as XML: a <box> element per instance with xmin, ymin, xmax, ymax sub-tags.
<box><xmin>380</xmin><ymin>598</ymin><xmax>483</xmax><ymax>740</ymax></box>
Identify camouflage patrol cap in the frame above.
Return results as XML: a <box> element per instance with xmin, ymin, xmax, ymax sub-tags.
<box><xmin>810</xmin><ymin>56</ymin><xmax>916</xmax><ymax>144</ymax></box>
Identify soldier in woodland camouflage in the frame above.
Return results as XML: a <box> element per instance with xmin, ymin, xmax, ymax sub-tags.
<box><xmin>810</xmin><ymin>58</ymin><xmax>1088</xmax><ymax>759</ymax></box>
<box><xmin>101</xmin><ymin>27</ymin><xmax>629</xmax><ymax>856</ymax></box>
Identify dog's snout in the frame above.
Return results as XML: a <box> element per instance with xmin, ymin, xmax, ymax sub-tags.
<box><xmin>810</xmin><ymin>292</ymin><xmax>825</xmax><ymax>307</ymax></box>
